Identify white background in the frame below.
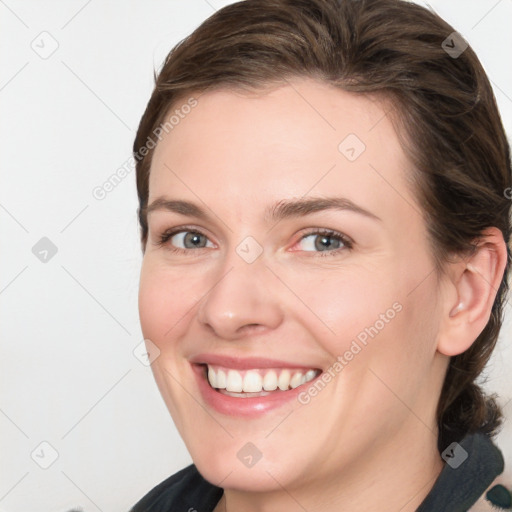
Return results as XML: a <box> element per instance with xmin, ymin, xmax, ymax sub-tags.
<box><xmin>1</xmin><ymin>1</ymin><xmax>511</xmax><ymax>511</ymax></box>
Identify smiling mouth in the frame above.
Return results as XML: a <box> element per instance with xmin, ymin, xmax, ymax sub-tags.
<box><xmin>201</xmin><ymin>364</ymin><xmax>322</xmax><ymax>398</ymax></box>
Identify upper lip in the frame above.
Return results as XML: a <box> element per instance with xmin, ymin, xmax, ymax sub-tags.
<box><xmin>189</xmin><ymin>353</ymin><xmax>321</xmax><ymax>371</ymax></box>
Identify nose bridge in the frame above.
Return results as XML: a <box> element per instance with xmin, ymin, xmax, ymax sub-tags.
<box><xmin>197</xmin><ymin>242</ymin><xmax>283</xmax><ymax>339</ymax></box>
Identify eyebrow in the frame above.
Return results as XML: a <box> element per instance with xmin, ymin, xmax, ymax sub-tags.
<box><xmin>145</xmin><ymin>196</ymin><xmax>381</xmax><ymax>223</ymax></box>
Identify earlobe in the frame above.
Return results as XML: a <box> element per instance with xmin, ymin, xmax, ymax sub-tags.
<box><xmin>437</xmin><ymin>227</ymin><xmax>507</xmax><ymax>357</ymax></box>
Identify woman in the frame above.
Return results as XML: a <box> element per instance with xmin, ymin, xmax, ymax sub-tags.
<box><xmin>130</xmin><ymin>0</ymin><xmax>511</xmax><ymax>510</ymax></box>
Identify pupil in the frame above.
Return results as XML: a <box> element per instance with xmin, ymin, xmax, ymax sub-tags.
<box><xmin>186</xmin><ymin>232</ymin><xmax>203</xmax><ymax>248</ymax></box>
<box><xmin>316</xmin><ymin>234</ymin><xmax>339</xmax><ymax>251</ymax></box>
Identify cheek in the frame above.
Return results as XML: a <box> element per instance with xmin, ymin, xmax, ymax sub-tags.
<box><xmin>138</xmin><ymin>260</ymin><xmax>198</xmax><ymax>346</ymax></box>
<box><xmin>138</xmin><ymin>260</ymin><xmax>202</xmax><ymax>431</ymax></box>
<box><xmin>291</xmin><ymin>260</ymin><xmax>439</xmax><ymax>378</ymax></box>
<box><xmin>286</xmin><ymin>268</ymin><xmax>400</xmax><ymax>353</ymax></box>
<box><xmin>348</xmin><ymin>272</ymin><xmax>442</xmax><ymax>409</ymax></box>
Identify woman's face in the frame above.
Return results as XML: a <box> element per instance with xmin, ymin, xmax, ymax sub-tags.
<box><xmin>139</xmin><ymin>78</ymin><xmax>448</xmax><ymax>493</ymax></box>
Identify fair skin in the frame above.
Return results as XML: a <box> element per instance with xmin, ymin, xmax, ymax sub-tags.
<box><xmin>138</xmin><ymin>78</ymin><xmax>507</xmax><ymax>512</ymax></box>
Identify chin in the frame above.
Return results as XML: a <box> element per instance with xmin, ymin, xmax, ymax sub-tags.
<box><xmin>195</xmin><ymin>454</ymin><xmax>291</xmax><ymax>493</ymax></box>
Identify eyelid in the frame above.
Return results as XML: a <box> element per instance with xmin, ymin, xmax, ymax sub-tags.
<box><xmin>291</xmin><ymin>227</ymin><xmax>353</xmax><ymax>255</ymax></box>
<box><xmin>153</xmin><ymin>225</ymin><xmax>353</xmax><ymax>255</ymax></box>
<box><xmin>153</xmin><ymin>226</ymin><xmax>354</xmax><ymax>258</ymax></box>
<box><xmin>153</xmin><ymin>224</ymin><xmax>216</xmax><ymax>249</ymax></box>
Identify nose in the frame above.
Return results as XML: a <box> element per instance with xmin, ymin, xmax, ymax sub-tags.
<box><xmin>196</xmin><ymin>254</ymin><xmax>284</xmax><ymax>340</ymax></box>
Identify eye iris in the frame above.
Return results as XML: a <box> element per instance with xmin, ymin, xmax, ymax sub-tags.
<box><xmin>315</xmin><ymin>234</ymin><xmax>342</xmax><ymax>251</ymax></box>
<box><xmin>184</xmin><ymin>232</ymin><xmax>205</xmax><ymax>248</ymax></box>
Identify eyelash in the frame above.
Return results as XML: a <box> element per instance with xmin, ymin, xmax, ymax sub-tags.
<box><xmin>154</xmin><ymin>225</ymin><xmax>353</xmax><ymax>257</ymax></box>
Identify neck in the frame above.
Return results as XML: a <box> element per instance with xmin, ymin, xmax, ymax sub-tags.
<box><xmin>214</xmin><ymin>421</ymin><xmax>444</xmax><ymax>512</ymax></box>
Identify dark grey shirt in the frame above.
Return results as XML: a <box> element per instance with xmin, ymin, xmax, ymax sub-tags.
<box><xmin>130</xmin><ymin>431</ymin><xmax>504</xmax><ymax>512</ymax></box>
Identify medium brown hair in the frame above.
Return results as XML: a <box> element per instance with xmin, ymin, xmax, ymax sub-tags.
<box><xmin>134</xmin><ymin>0</ymin><xmax>511</xmax><ymax>451</ymax></box>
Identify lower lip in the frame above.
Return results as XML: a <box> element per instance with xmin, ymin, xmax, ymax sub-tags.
<box><xmin>192</xmin><ymin>364</ymin><xmax>320</xmax><ymax>417</ymax></box>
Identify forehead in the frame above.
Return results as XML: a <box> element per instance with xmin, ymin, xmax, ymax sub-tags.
<box><xmin>148</xmin><ymin>78</ymin><xmax>417</xmax><ymax>223</ymax></box>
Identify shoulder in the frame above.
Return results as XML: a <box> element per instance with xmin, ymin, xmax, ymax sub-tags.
<box><xmin>129</xmin><ymin>464</ymin><xmax>223</xmax><ymax>512</ymax></box>
<box><xmin>417</xmin><ymin>431</ymin><xmax>505</xmax><ymax>511</ymax></box>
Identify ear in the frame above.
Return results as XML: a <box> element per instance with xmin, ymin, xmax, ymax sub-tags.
<box><xmin>437</xmin><ymin>227</ymin><xmax>508</xmax><ymax>357</ymax></box>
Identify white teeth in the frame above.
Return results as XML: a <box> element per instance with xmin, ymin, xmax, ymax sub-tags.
<box><xmin>304</xmin><ymin>369</ymin><xmax>317</xmax><ymax>382</ymax></box>
<box><xmin>263</xmin><ymin>370</ymin><xmax>278</xmax><ymax>391</ymax></box>
<box><xmin>278</xmin><ymin>369</ymin><xmax>291</xmax><ymax>390</ymax></box>
<box><xmin>226</xmin><ymin>369</ymin><xmax>243</xmax><ymax>392</ymax></box>
<box><xmin>290</xmin><ymin>372</ymin><xmax>303</xmax><ymax>389</ymax></box>
<box><xmin>243</xmin><ymin>371</ymin><xmax>263</xmax><ymax>392</ymax></box>
<box><xmin>206</xmin><ymin>365</ymin><xmax>319</xmax><ymax>393</ymax></box>
<box><xmin>208</xmin><ymin>366</ymin><xmax>217</xmax><ymax>388</ymax></box>
<box><xmin>217</xmin><ymin>369</ymin><xmax>226</xmax><ymax>388</ymax></box>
